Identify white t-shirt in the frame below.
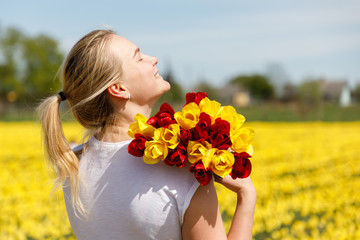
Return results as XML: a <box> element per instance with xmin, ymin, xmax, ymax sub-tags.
<box><xmin>63</xmin><ymin>137</ymin><xmax>200</xmax><ymax>240</ymax></box>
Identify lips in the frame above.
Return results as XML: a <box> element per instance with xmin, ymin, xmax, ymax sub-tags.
<box><xmin>155</xmin><ymin>69</ymin><xmax>161</xmax><ymax>78</ymax></box>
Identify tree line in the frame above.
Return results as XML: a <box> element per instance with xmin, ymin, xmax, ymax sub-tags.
<box><xmin>1</xmin><ymin>26</ymin><xmax>360</xmax><ymax>114</ymax></box>
<box><xmin>0</xmin><ymin>26</ymin><xmax>63</xmax><ymax>107</ymax></box>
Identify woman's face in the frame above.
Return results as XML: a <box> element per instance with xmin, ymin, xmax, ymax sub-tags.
<box><xmin>109</xmin><ymin>35</ymin><xmax>170</xmax><ymax>105</ymax></box>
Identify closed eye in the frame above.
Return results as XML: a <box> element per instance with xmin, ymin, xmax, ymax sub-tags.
<box><xmin>133</xmin><ymin>48</ymin><xmax>143</xmax><ymax>62</ymax></box>
<box><xmin>138</xmin><ymin>53</ymin><xmax>144</xmax><ymax>62</ymax></box>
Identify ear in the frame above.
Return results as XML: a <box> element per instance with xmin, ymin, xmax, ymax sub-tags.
<box><xmin>107</xmin><ymin>82</ymin><xmax>129</xmax><ymax>100</ymax></box>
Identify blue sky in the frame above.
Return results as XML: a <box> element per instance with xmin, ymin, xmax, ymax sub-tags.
<box><xmin>1</xmin><ymin>0</ymin><xmax>360</xmax><ymax>90</ymax></box>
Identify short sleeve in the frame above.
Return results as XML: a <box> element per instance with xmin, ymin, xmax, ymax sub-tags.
<box><xmin>179</xmin><ymin>180</ymin><xmax>200</xmax><ymax>224</ymax></box>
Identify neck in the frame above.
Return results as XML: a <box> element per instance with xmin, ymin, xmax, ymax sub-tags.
<box><xmin>99</xmin><ymin>125</ymin><xmax>132</xmax><ymax>142</ymax></box>
<box><xmin>98</xmin><ymin>101</ymin><xmax>153</xmax><ymax>142</ymax></box>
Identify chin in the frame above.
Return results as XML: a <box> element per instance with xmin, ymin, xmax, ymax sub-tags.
<box><xmin>157</xmin><ymin>77</ymin><xmax>171</xmax><ymax>93</ymax></box>
<box><xmin>163</xmin><ymin>80</ymin><xmax>171</xmax><ymax>92</ymax></box>
<box><xmin>148</xmin><ymin>81</ymin><xmax>171</xmax><ymax>102</ymax></box>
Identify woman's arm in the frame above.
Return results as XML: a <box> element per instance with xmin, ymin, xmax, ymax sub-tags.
<box><xmin>182</xmin><ymin>176</ymin><xmax>256</xmax><ymax>240</ymax></box>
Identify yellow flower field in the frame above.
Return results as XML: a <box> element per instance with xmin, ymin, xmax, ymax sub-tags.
<box><xmin>1</xmin><ymin>121</ymin><xmax>359</xmax><ymax>239</ymax></box>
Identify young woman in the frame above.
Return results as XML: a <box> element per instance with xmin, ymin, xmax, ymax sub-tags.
<box><xmin>38</xmin><ymin>29</ymin><xmax>256</xmax><ymax>240</ymax></box>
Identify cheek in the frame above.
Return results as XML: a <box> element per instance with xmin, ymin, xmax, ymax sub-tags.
<box><xmin>124</xmin><ymin>68</ymin><xmax>147</xmax><ymax>87</ymax></box>
<box><xmin>133</xmin><ymin>66</ymin><xmax>153</xmax><ymax>82</ymax></box>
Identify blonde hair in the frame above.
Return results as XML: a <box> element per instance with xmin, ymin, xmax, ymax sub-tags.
<box><xmin>38</xmin><ymin>29</ymin><xmax>122</xmax><ymax>216</ymax></box>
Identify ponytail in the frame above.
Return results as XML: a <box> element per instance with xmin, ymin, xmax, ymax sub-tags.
<box><xmin>37</xmin><ymin>94</ymin><xmax>87</xmax><ymax>217</ymax></box>
<box><xmin>38</xmin><ymin>29</ymin><xmax>120</xmax><ymax>218</ymax></box>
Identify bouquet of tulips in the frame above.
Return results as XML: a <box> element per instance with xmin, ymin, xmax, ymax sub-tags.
<box><xmin>127</xmin><ymin>92</ymin><xmax>254</xmax><ymax>186</ymax></box>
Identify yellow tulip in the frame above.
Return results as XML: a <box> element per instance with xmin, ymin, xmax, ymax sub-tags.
<box><xmin>174</xmin><ymin>102</ymin><xmax>200</xmax><ymax>130</ymax></box>
<box><xmin>246</xmin><ymin>144</ymin><xmax>254</xmax><ymax>155</ymax></box>
<box><xmin>187</xmin><ymin>140</ymin><xmax>212</xmax><ymax>164</ymax></box>
<box><xmin>231</xmin><ymin>127</ymin><xmax>255</xmax><ymax>153</ymax></box>
<box><xmin>199</xmin><ymin>97</ymin><xmax>221</xmax><ymax>123</ymax></box>
<box><xmin>203</xmin><ymin>148</ymin><xmax>234</xmax><ymax>178</ymax></box>
<box><xmin>143</xmin><ymin>140</ymin><xmax>169</xmax><ymax>164</ymax></box>
<box><xmin>3</xmin><ymin>122</ymin><xmax>360</xmax><ymax>239</ymax></box>
<box><xmin>153</xmin><ymin>124</ymin><xmax>180</xmax><ymax>149</ymax></box>
<box><xmin>217</xmin><ymin>106</ymin><xmax>245</xmax><ymax>132</ymax></box>
<box><xmin>128</xmin><ymin>113</ymin><xmax>155</xmax><ymax>138</ymax></box>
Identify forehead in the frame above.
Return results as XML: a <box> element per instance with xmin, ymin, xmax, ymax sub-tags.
<box><xmin>108</xmin><ymin>35</ymin><xmax>138</xmax><ymax>60</ymax></box>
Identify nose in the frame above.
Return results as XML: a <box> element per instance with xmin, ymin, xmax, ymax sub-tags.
<box><xmin>151</xmin><ymin>56</ymin><xmax>158</xmax><ymax>66</ymax></box>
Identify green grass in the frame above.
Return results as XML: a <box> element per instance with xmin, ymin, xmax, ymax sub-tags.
<box><xmin>236</xmin><ymin>103</ymin><xmax>360</xmax><ymax>122</ymax></box>
<box><xmin>0</xmin><ymin>108</ymin><xmax>37</xmax><ymax>121</ymax></box>
<box><xmin>2</xmin><ymin>102</ymin><xmax>360</xmax><ymax>122</ymax></box>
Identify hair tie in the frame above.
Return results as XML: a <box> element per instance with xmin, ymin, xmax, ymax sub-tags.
<box><xmin>58</xmin><ymin>91</ymin><xmax>67</xmax><ymax>101</ymax></box>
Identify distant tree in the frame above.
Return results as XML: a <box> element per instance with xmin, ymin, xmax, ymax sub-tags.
<box><xmin>281</xmin><ymin>83</ymin><xmax>297</xmax><ymax>102</ymax></box>
<box><xmin>294</xmin><ymin>79</ymin><xmax>324</xmax><ymax>118</ymax></box>
<box><xmin>297</xmin><ymin>79</ymin><xmax>322</xmax><ymax>105</ymax></box>
<box><xmin>0</xmin><ymin>27</ymin><xmax>24</xmax><ymax>103</ymax></box>
<box><xmin>0</xmin><ymin>26</ymin><xmax>64</xmax><ymax>105</ymax></box>
<box><xmin>22</xmin><ymin>34</ymin><xmax>63</xmax><ymax>103</ymax></box>
<box><xmin>230</xmin><ymin>74</ymin><xmax>274</xmax><ymax>100</ymax></box>
<box><xmin>194</xmin><ymin>81</ymin><xmax>219</xmax><ymax>101</ymax></box>
<box><xmin>353</xmin><ymin>83</ymin><xmax>360</xmax><ymax>103</ymax></box>
<box><xmin>266</xmin><ymin>63</ymin><xmax>290</xmax><ymax>99</ymax></box>
<box><xmin>156</xmin><ymin>69</ymin><xmax>184</xmax><ymax>106</ymax></box>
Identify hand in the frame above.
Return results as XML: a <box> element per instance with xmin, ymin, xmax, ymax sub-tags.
<box><xmin>216</xmin><ymin>176</ymin><xmax>256</xmax><ymax>240</ymax></box>
<box><xmin>183</xmin><ymin>175</ymin><xmax>257</xmax><ymax>240</ymax></box>
<box><xmin>215</xmin><ymin>176</ymin><xmax>256</xmax><ymax>209</ymax></box>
